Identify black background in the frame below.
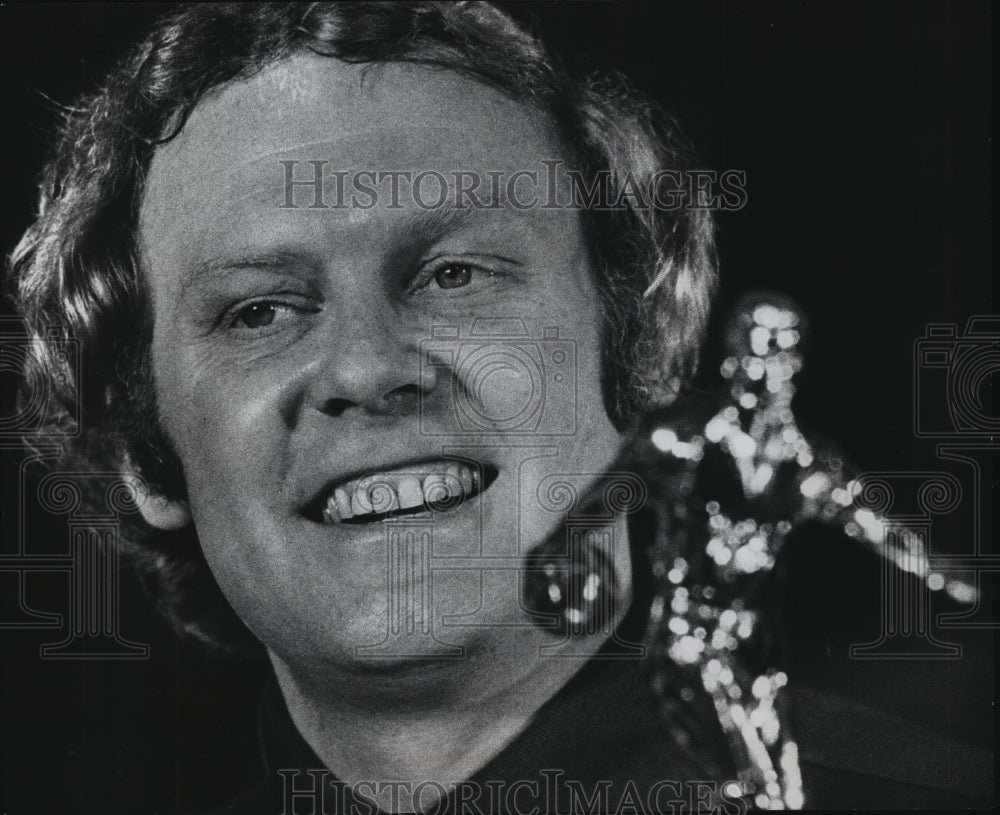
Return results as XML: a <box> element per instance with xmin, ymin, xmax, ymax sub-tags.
<box><xmin>1</xmin><ymin>2</ymin><xmax>994</xmax><ymax>813</ymax></box>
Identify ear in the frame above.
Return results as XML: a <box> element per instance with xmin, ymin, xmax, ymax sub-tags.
<box><xmin>123</xmin><ymin>473</ymin><xmax>191</xmax><ymax>530</ymax></box>
<box><xmin>138</xmin><ymin>492</ymin><xmax>192</xmax><ymax>530</ymax></box>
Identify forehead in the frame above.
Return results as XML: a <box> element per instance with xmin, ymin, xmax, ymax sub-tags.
<box><xmin>139</xmin><ymin>54</ymin><xmax>569</xmax><ymax>268</ymax></box>
<box><xmin>154</xmin><ymin>53</ymin><xmax>560</xmax><ymax>168</ymax></box>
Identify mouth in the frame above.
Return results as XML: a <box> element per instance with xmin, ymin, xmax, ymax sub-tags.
<box><xmin>302</xmin><ymin>459</ymin><xmax>498</xmax><ymax>526</ymax></box>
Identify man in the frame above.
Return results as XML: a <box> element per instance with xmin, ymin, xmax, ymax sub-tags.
<box><xmin>10</xmin><ymin>4</ymin><xmax>718</xmax><ymax>812</ymax></box>
<box><xmin>5</xmin><ymin>3</ymin><xmax>992</xmax><ymax>813</ymax></box>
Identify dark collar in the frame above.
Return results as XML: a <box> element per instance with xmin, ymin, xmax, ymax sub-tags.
<box><xmin>241</xmin><ymin>587</ymin><xmax>715</xmax><ymax>815</ymax></box>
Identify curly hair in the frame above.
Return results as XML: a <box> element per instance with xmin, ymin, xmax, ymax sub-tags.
<box><xmin>7</xmin><ymin>1</ymin><xmax>717</xmax><ymax>651</ymax></box>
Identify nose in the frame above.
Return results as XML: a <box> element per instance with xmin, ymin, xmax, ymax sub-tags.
<box><xmin>306</xmin><ymin>304</ymin><xmax>433</xmax><ymax>420</ymax></box>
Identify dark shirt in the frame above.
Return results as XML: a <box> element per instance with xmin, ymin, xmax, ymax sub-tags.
<box><xmin>223</xmin><ymin>523</ymin><xmax>993</xmax><ymax>813</ymax></box>
<box><xmin>221</xmin><ymin>653</ymin><xmax>992</xmax><ymax>814</ymax></box>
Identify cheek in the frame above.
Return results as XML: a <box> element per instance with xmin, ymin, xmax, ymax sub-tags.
<box><xmin>151</xmin><ymin>338</ymin><xmax>290</xmax><ymax>493</ymax></box>
<box><xmin>562</xmin><ymin>295</ymin><xmax>607</xmax><ymax>399</ymax></box>
<box><xmin>559</xmin><ymin>296</ymin><xmax>620</xmax><ymax>451</ymax></box>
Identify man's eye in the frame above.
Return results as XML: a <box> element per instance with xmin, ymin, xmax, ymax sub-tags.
<box><xmin>433</xmin><ymin>263</ymin><xmax>474</xmax><ymax>289</ymax></box>
<box><xmin>410</xmin><ymin>259</ymin><xmax>503</xmax><ymax>298</ymax></box>
<box><xmin>230</xmin><ymin>302</ymin><xmax>284</xmax><ymax>330</ymax></box>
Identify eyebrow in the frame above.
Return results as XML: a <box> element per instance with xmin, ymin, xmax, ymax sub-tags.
<box><xmin>401</xmin><ymin>198</ymin><xmax>543</xmax><ymax>249</ymax></box>
<box><xmin>402</xmin><ymin>203</ymin><xmax>462</xmax><ymax>243</ymax></box>
<box><xmin>178</xmin><ymin>250</ymin><xmax>317</xmax><ymax>301</ymax></box>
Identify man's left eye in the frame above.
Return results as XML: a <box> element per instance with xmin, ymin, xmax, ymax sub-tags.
<box><xmin>433</xmin><ymin>263</ymin><xmax>474</xmax><ymax>289</ymax></box>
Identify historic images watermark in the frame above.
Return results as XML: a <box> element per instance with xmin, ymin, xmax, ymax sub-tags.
<box><xmin>277</xmin><ymin>769</ymin><xmax>749</xmax><ymax>815</ymax></box>
<box><xmin>279</xmin><ymin>160</ymin><xmax>748</xmax><ymax>212</ymax></box>
<box><xmin>1</xmin><ymin>320</ymin><xmax>151</xmax><ymax>658</ymax></box>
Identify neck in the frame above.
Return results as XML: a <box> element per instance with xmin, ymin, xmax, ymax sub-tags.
<box><xmin>268</xmin><ymin>627</ymin><xmax>613</xmax><ymax>813</ymax></box>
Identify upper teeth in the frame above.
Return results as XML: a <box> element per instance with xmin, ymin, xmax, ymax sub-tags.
<box><xmin>323</xmin><ymin>462</ymin><xmax>479</xmax><ymax>524</ymax></box>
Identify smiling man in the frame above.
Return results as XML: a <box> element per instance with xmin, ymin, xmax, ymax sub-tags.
<box><xmin>10</xmin><ymin>3</ymin><xmax>993</xmax><ymax>814</ymax></box>
<box><xmin>9</xmin><ymin>4</ymin><xmax>717</xmax><ymax>813</ymax></box>
<box><xmin>139</xmin><ymin>51</ymin><xmax>635</xmax><ymax>810</ymax></box>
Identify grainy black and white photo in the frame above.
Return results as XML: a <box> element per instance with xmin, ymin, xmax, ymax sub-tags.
<box><xmin>0</xmin><ymin>2</ymin><xmax>994</xmax><ymax>813</ymax></box>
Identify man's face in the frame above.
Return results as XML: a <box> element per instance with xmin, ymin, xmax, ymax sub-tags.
<box><xmin>139</xmin><ymin>54</ymin><xmax>626</xmax><ymax>676</ymax></box>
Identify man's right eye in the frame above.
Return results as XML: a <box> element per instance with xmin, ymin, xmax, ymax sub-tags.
<box><xmin>228</xmin><ymin>301</ymin><xmax>297</xmax><ymax>331</ymax></box>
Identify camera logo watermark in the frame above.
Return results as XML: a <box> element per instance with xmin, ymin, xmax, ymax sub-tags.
<box><xmin>914</xmin><ymin>317</ymin><xmax>1000</xmax><ymax>438</ymax></box>
<box><xmin>419</xmin><ymin>320</ymin><xmax>577</xmax><ymax>437</ymax></box>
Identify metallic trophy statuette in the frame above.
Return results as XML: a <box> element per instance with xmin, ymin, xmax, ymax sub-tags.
<box><xmin>525</xmin><ymin>293</ymin><xmax>978</xmax><ymax>811</ymax></box>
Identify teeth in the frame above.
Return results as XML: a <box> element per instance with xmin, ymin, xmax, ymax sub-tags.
<box><xmin>352</xmin><ymin>483</ymin><xmax>374</xmax><ymax>515</ymax></box>
<box><xmin>421</xmin><ymin>474</ymin><xmax>446</xmax><ymax>505</ymax></box>
<box><xmin>397</xmin><ymin>477</ymin><xmax>423</xmax><ymax>510</ymax></box>
<box><xmin>333</xmin><ymin>487</ymin><xmax>352</xmax><ymax>518</ymax></box>
<box><xmin>369</xmin><ymin>482</ymin><xmax>399</xmax><ymax>514</ymax></box>
<box><xmin>455</xmin><ymin>463</ymin><xmax>473</xmax><ymax>494</ymax></box>
<box><xmin>321</xmin><ymin>462</ymin><xmax>481</xmax><ymax>524</ymax></box>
